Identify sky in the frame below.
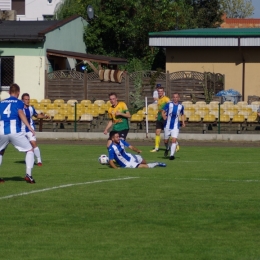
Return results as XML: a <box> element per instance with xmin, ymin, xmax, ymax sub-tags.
<box><xmin>251</xmin><ymin>0</ymin><xmax>260</xmax><ymax>18</ymax></box>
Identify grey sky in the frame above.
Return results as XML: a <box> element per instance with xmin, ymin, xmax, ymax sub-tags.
<box><xmin>251</xmin><ymin>0</ymin><xmax>260</xmax><ymax>18</ymax></box>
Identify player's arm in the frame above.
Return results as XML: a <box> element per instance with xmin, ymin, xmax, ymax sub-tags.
<box><xmin>181</xmin><ymin>106</ymin><xmax>186</xmax><ymax>127</ymax></box>
<box><xmin>18</xmin><ymin>109</ymin><xmax>35</xmax><ymax>135</ymax></box>
<box><xmin>36</xmin><ymin>113</ymin><xmax>49</xmax><ymax>119</ymax></box>
<box><xmin>109</xmin><ymin>160</ymin><xmax>120</xmax><ymax>169</ymax></box>
<box><xmin>162</xmin><ymin>110</ymin><xmax>167</xmax><ymax>120</ymax></box>
<box><xmin>104</xmin><ymin>120</ymin><xmax>113</xmax><ymax>135</ymax></box>
<box><xmin>115</xmin><ymin>110</ymin><xmax>131</xmax><ymax>118</ymax></box>
<box><xmin>129</xmin><ymin>145</ymin><xmax>141</xmax><ymax>154</ymax></box>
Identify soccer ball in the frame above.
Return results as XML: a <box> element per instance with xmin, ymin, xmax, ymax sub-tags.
<box><xmin>98</xmin><ymin>154</ymin><xmax>109</xmax><ymax>165</ymax></box>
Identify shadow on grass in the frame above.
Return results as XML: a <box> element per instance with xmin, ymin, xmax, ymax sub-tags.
<box><xmin>2</xmin><ymin>176</ymin><xmax>24</xmax><ymax>182</ymax></box>
<box><xmin>14</xmin><ymin>160</ymin><xmax>26</xmax><ymax>164</ymax></box>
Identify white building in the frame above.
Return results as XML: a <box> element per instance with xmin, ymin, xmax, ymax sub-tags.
<box><xmin>0</xmin><ymin>0</ymin><xmax>62</xmax><ymax>21</ymax></box>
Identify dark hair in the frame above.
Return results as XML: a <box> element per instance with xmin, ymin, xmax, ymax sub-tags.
<box><xmin>21</xmin><ymin>93</ymin><xmax>30</xmax><ymax>100</ymax></box>
<box><xmin>9</xmin><ymin>83</ymin><xmax>20</xmax><ymax>94</ymax></box>
<box><xmin>156</xmin><ymin>84</ymin><xmax>161</xmax><ymax>88</ymax></box>
<box><xmin>109</xmin><ymin>131</ymin><xmax>119</xmax><ymax>139</ymax></box>
<box><xmin>109</xmin><ymin>92</ymin><xmax>117</xmax><ymax>98</ymax></box>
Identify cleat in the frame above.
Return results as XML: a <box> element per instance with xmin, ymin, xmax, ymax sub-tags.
<box><xmin>24</xmin><ymin>174</ymin><xmax>36</xmax><ymax>184</ymax></box>
<box><xmin>176</xmin><ymin>145</ymin><xmax>180</xmax><ymax>152</ymax></box>
<box><xmin>169</xmin><ymin>156</ymin><xmax>175</xmax><ymax>160</ymax></box>
<box><xmin>164</xmin><ymin>149</ymin><xmax>169</xmax><ymax>157</ymax></box>
<box><xmin>150</xmin><ymin>148</ymin><xmax>159</xmax><ymax>152</ymax></box>
<box><xmin>157</xmin><ymin>162</ymin><xmax>167</xmax><ymax>167</ymax></box>
<box><xmin>0</xmin><ymin>178</ymin><xmax>4</xmax><ymax>183</ymax></box>
<box><xmin>37</xmin><ymin>162</ymin><xmax>42</xmax><ymax>166</ymax></box>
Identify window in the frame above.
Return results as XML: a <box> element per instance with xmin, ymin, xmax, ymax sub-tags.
<box><xmin>0</xmin><ymin>57</ymin><xmax>14</xmax><ymax>90</ymax></box>
<box><xmin>12</xmin><ymin>0</ymin><xmax>25</xmax><ymax>15</ymax></box>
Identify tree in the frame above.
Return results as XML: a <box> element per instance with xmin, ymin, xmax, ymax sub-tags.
<box><xmin>220</xmin><ymin>0</ymin><xmax>254</xmax><ymax>18</ymax></box>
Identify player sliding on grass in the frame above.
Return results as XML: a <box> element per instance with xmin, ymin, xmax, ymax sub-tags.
<box><xmin>162</xmin><ymin>93</ymin><xmax>185</xmax><ymax>160</ymax></box>
<box><xmin>108</xmin><ymin>132</ymin><xmax>167</xmax><ymax>169</ymax></box>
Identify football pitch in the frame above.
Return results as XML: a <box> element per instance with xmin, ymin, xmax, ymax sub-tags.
<box><xmin>0</xmin><ymin>143</ymin><xmax>260</xmax><ymax>260</ymax></box>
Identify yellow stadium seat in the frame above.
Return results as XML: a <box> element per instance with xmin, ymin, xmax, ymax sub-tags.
<box><xmin>53</xmin><ymin>99</ymin><xmax>65</xmax><ymax>105</ymax></box>
<box><xmin>61</xmin><ymin>103</ymin><xmax>73</xmax><ymax>109</ymax></box>
<box><xmin>203</xmin><ymin>114</ymin><xmax>216</xmax><ymax>123</ymax></box>
<box><xmin>147</xmin><ymin>114</ymin><xmax>156</xmax><ymax>122</ymax></box>
<box><xmin>107</xmin><ymin>100</ymin><xmax>112</xmax><ymax>106</ymax></box>
<box><xmin>88</xmin><ymin>103</ymin><xmax>99</xmax><ymax>109</ymax></box>
<box><xmin>46</xmin><ymin>109</ymin><xmax>59</xmax><ymax>117</ymax></box>
<box><xmin>67</xmin><ymin>100</ymin><xmax>78</xmax><ymax>106</ymax></box>
<box><xmin>137</xmin><ymin>110</ymin><xmax>145</xmax><ymax>117</ymax></box>
<box><xmin>188</xmin><ymin>114</ymin><xmax>201</xmax><ymax>122</ymax></box>
<box><xmin>184</xmin><ymin>110</ymin><xmax>195</xmax><ymax>119</ymax></box>
<box><xmin>195</xmin><ymin>110</ymin><xmax>209</xmax><ymax>119</ymax></box>
<box><xmin>80</xmin><ymin>114</ymin><xmax>93</xmax><ymax>121</ymax></box>
<box><xmin>40</xmin><ymin>99</ymin><xmax>51</xmax><ymax>104</ymax></box>
<box><xmin>224</xmin><ymin>109</ymin><xmax>238</xmax><ymax>119</ymax></box>
<box><xmin>131</xmin><ymin>114</ymin><xmax>143</xmax><ymax>122</ymax></box>
<box><xmin>66</xmin><ymin>114</ymin><xmax>80</xmax><ymax>121</ymax></box>
<box><xmin>47</xmin><ymin>103</ymin><xmax>56</xmax><ymax>109</ymax></box>
<box><xmin>80</xmin><ymin>100</ymin><xmax>92</xmax><ymax>107</ymax></box>
<box><xmin>30</xmin><ymin>99</ymin><xmax>38</xmax><ymax>104</ymax></box>
<box><xmin>94</xmin><ymin>100</ymin><xmax>105</xmax><ymax>107</ymax></box>
<box><xmin>53</xmin><ymin>114</ymin><xmax>65</xmax><ymax>121</ymax></box>
<box><xmin>219</xmin><ymin>114</ymin><xmax>230</xmax><ymax>123</ymax></box>
<box><xmin>100</xmin><ymin>103</ymin><xmax>109</xmax><ymax>111</ymax></box>
<box><xmin>251</xmin><ymin>101</ymin><xmax>260</xmax><ymax>106</ymax></box>
<box><xmin>232</xmin><ymin>114</ymin><xmax>245</xmax><ymax>123</ymax></box>
<box><xmin>247</xmin><ymin>113</ymin><xmax>258</xmax><ymax>123</ymax></box>
<box><xmin>147</xmin><ymin>104</ymin><xmax>158</xmax><ymax>111</ymax></box>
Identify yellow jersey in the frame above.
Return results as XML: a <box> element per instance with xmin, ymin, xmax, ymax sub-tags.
<box><xmin>108</xmin><ymin>101</ymin><xmax>129</xmax><ymax>131</ymax></box>
<box><xmin>157</xmin><ymin>95</ymin><xmax>170</xmax><ymax>120</ymax></box>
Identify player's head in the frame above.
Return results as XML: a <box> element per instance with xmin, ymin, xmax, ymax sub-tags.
<box><xmin>110</xmin><ymin>132</ymin><xmax>120</xmax><ymax>144</ymax></box>
<box><xmin>172</xmin><ymin>93</ymin><xmax>180</xmax><ymax>104</ymax></box>
<box><xmin>9</xmin><ymin>83</ymin><xmax>20</xmax><ymax>98</ymax></box>
<box><xmin>109</xmin><ymin>92</ymin><xmax>118</xmax><ymax>106</ymax></box>
<box><xmin>22</xmin><ymin>93</ymin><xmax>30</xmax><ymax>106</ymax></box>
<box><xmin>156</xmin><ymin>84</ymin><xmax>161</xmax><ymax>89</ymax></box>
<box><xmin>157</xmin><ymin>86</ymin><xmax>164</xmax><ymax>98</ymax></box>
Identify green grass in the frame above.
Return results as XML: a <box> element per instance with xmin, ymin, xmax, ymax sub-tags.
<box><xmin>1</xmin><ymin>144</ymin><xmax>260</xmax><ymax>260</ymax></box>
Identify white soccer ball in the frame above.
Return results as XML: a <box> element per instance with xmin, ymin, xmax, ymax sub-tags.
<box><xmin>98</xmin><ymin>154</ymin><xmax>109</xmax><ymax>165</ymax></box>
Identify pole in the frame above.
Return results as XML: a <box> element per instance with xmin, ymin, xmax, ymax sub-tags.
<box><xmin>145</xmin><ymin>97</ymin><xmax>148</xmax><ymax>138</ymax></box>
<box><xmin>74</xmin><ymin>102</ymin><xmax>77</xmax><ymax>132</ymax></box>
<box><xmin>218</xmin><ymin>102</ymin><xmax>220</xmax><ymax>134</ymax></box>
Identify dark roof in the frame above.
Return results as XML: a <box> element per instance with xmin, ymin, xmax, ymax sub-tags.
<box><xmin>47</xmin><ymin>49</ymin><xmax>128</xmax><ymax>65</ymax></box>
<box><xmin>0</xmin><ymin>15</ymin><xmax>81</xmax><ymax>41</ymax></box>
<box><xmin>149</xmin><ymin>28</ymin><xmax>260</xmax><ymax>37</ymax></box>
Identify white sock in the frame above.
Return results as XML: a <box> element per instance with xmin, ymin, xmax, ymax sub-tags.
<box><xmin>0</xmin><ymin>155</ymin><xmax>2</xmax><ymax>166</ymax></box>
<box><xmin>26</xmin><ymin>151</ymin><xmax>34</xmax><ymax>176</ymax></box>
<box><xmin>34</xmin><ymin>147</ymin><xmax>42</xmax><ymax>163</ymax></box>
<box><xmin>171</xmin><ymin>143</ymin><xmax>177</xmax><ymax>156</ymax></box>
<box><xmin>147</xmin><ymin>162</ymin><xmax>158</xmax><ymax>168</ymax></box>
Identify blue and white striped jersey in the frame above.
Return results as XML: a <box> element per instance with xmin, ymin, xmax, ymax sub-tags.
<box><xmin>163</xmin><ymin>102</ymin><xmax>184</xmax><ymax>130</ymax></box>
<box><xmin>108</xmin><ymin>140</ymin><xmax>132</xmax><ymax>168</ymax></box>
<box><xmin>22</xmin><ymin>106</ymin><xmax>38</xmax><ymax>132</ymax></box>
<box><xmin>0</xmin><ymin>96</ymin><xmax>24</xmax><ymax>135</ymax></box>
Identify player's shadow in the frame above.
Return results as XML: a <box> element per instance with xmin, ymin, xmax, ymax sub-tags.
<box><xmin>2</xmin><ymin>176</ymin><xmax>25</xmax><ymax>182</ymax></box>
<box><xmin>14</xmin><ymin>160</ymin><xmax>26</xmax><ymax>164</ymax></box>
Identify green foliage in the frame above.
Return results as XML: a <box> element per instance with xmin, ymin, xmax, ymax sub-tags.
<box><xmin>55</xmin><ymin>0</ymin><xmax>224</xmax><ymax>70</ymax></box>
<box><xmin>220</xmin><ymin>0</ymin><xmax>254</xmax><ymax>18</ymax></box>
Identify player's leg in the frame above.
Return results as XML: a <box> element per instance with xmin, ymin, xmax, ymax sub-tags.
<box><xmin>27</xmin><ymin>132</ymin><xmax>42</xmax><ymax>166</ymax></box>
<box><xmin>118</xmin><ymin>129</ymin><xmax>129</xmax><ymax>141</ymax></box>
<box><xmin>138</xmin><ymin>162</ymin><xmax>167</xmax><ymax>168</ymax></box>
<box><xmin>163</xmin><ymin>129</ymin><xmax>171</xmax><ymax>157</ymax></box>
<box><xmin>10</xmin><ymin>133</ymin><xmax>36</xmax><ymax>183</ymax></box>
<box><xmin>169</xmin><ymin>129</ymin><xmax>179</xmax><ymax>160</ymax></box>
<box><xmin>0</xmin><ymin>136</ymin><xmax>9</xmax><ymax>183</ymax></box>
<box><xmin>150</xmin><ymin>122</ymin><xmax>162</xmax><ymax>152</ymax></box>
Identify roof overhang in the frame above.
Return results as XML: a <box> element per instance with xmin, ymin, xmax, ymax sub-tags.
<box><xmin>149</xmin><ymin>28</ymin><xmax>260</xmax><ymax>47</ymax></box>
<box><xmin>149</xmin><ymin>37</ymin><xmax>260</xmax><ymax>47</ymax></box>
<box><xmin>46</xmin><ymin>49</ymin><xmax>128</xmax><ymax>65</ymax></box>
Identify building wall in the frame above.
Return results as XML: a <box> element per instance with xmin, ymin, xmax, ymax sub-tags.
<box><xmin>166</xmin><ymin>46</ymin><xmax>260</xmax><ymax>101</ymax></box>
<box><xmin>44</xmin><ymin>17</ymin><xmax>88</xmax><ymax>53</ymax></box>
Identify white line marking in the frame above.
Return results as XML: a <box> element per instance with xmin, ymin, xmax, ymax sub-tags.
<box><xmin>182</xmin><ymin>161</ymin><xmax>260</xmax><ymax>164</ymax></box>
<box><xmin>0</xmin><ymin>177</ymin><xmax>139</xmax><ymax>200</ymax></box>
<box><xmin>174</xmin><ymin>178</ymin><xmax>260</xmax><ymax>183</ymax></box>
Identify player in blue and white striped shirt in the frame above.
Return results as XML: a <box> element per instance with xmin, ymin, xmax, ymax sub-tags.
<box><xmin>22</xmin><ymin>93</ymin><xmax>49</xmax><ymax>166</ymax></box>
<box><xmin>0</xmin><ymin>84</ymin><xmax>36</xmax><ymax>183</ymax></box>
<box><xmin>162</xmin><ymin>93</ymin><xmax>186</xmax><ymax>160</ymax></box>
<box><xmin>108</xmin><ymin>132</ymin><xmax>166</xmax><ymax>169</ymax></box>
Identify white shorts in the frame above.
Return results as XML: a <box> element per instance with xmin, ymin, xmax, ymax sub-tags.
<box><xmin>25</xmin><ymin>131</ymin><xmax>36</xmax><ymax>142</ymax></box>
<box><xmin>164</xmin><ymin>128</ymin><xmax>179</xmax><ymax>139</ymax></box>
<box><xmin>124</xmin><ymin>154</ymin><xmax>143</xmax><ymax>168</ymax></box>
<box><xmin>0</xmin><ymin>132</ymin><xmax>33</xmax><ymax>152</ymax></box>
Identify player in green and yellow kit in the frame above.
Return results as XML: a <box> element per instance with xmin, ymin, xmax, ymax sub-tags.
<box><xmin>104</xmin><ymin>92</ymin><xmax>131</xmax><ymax>148</ymax></box>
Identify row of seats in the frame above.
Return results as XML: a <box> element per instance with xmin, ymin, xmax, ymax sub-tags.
<box><xmin>36</xmin><ymin>113</ymin><xmax>96</xmax><ymax>122</ymax></box>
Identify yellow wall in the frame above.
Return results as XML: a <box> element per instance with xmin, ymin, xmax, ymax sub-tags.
<box><xmin>166</xmin><ymin>47</ymin><xmax>260</xmax><ymax>101</ymax></box>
